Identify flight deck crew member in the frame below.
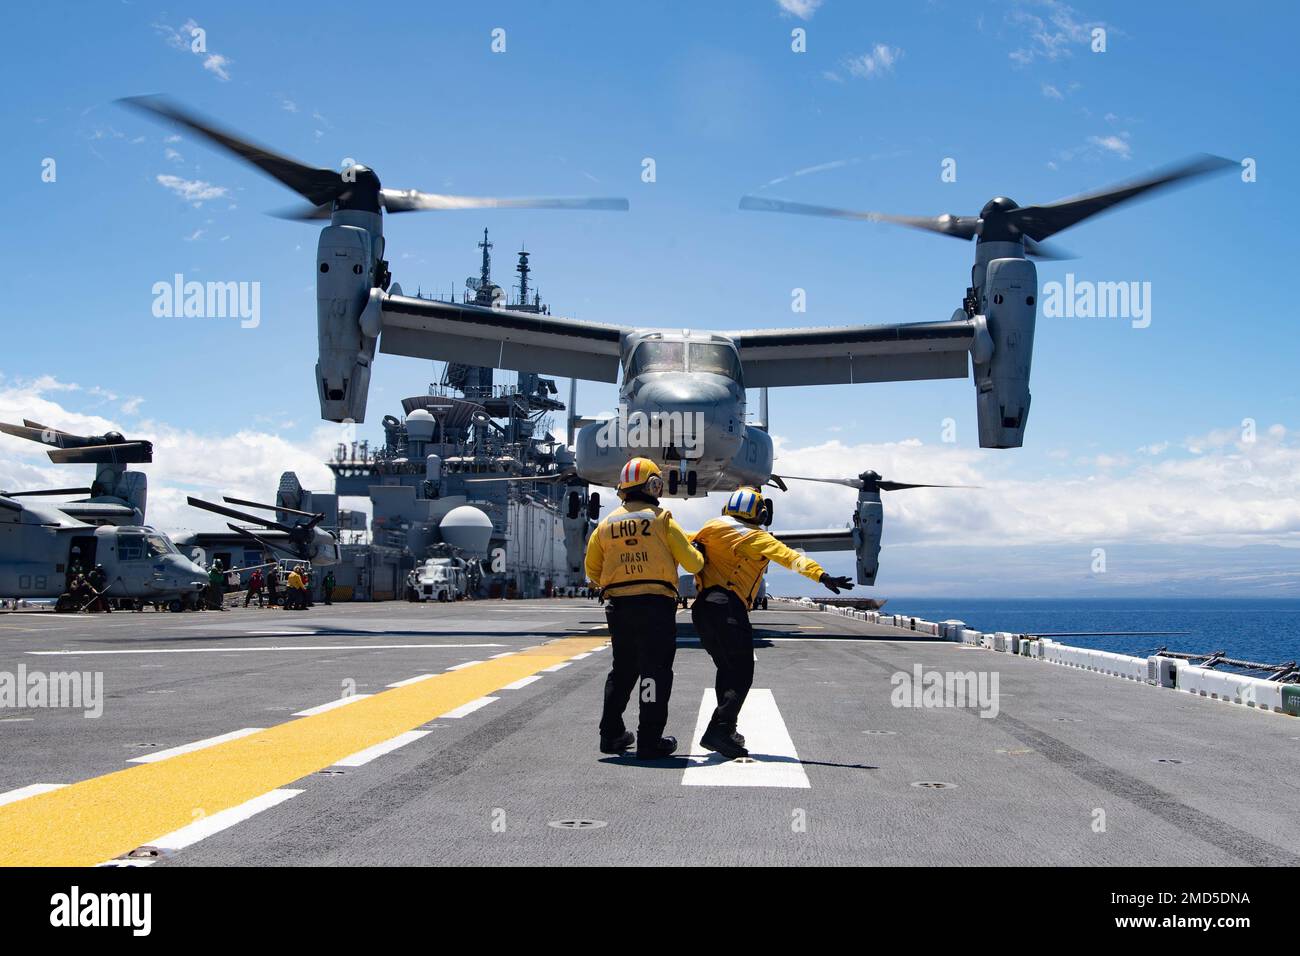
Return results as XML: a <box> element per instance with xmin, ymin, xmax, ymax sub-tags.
<box><xmin>586</xmin><ymin>457</ymin><xmax>704</xmax><ymax>760</ymax></box>
<box><xmin>266</xmin><ymin>561</ymin><xmax>281</xmax><ymax>607</ymax></box>
<box><xmin>285</xmin><ymin>566</ymin><xmax>306</xmax><ymax>610</ymax></box>
<box><xmin>690</xmin><ymin>487</ymin><xmax>854</xmax><ymax>759</ymax></box>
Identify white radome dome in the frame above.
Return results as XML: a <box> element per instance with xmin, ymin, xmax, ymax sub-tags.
<box><xmin>405</xmin><ymin>408</ymin><xmax>436</xmax><ymax>441</ymax></box>
<box><xmin>439</xmin><ymin>505</ymin><xmax>493</xmax><ymax>555</ymax></box>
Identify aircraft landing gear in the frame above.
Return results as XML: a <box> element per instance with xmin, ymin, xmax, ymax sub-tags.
<box><xmin>667</xmin><ymin>470</ymin><xmax>698</xmax><ymax>496</ymax></box>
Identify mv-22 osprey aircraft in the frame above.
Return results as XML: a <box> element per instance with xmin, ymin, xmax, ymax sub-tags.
<box><xmin>122</xmin><ymin>96</ymin><xmax>1233</xmax><ymax>585</ymax></box>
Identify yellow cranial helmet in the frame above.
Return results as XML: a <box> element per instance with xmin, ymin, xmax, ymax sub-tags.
<box><xmin>617</xmin><ymin>457</ymin><xmax>664</xmax><ymax>495</ymax></box>
<box><xmin>723</xmin><ymin>486</ymin><xmax>764</xmax><ymax>521</ymax></box>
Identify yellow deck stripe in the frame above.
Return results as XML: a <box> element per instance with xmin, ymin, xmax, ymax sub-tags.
<box><xmin>0</xmin><ymin>635</ymin><xmax>607</xmax><ymax>866</ymax></box>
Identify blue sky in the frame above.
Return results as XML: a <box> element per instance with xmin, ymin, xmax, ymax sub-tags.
<box><xmin>1</xmin><ymin>1</ymin><xmax>1297</xmax><ymax>596</ymax></box>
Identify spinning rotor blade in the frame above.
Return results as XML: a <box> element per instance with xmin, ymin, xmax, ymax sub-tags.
<box><xmin>779</xmin><ymin>474</ymin><xmax>865</xmax><ymax>489</ymax></box>
<box><xmin>188</xmin><ymin>496</ymin><xmax>296</xmax><ymax>534</ymax></box>
<box><xmin>223</xmin><ymin>495</ymin><xmax>321</xmax><ymax>521</ymax></box>
<box><xmin>1007</xmin><ymin>154</ymin><xmax>1236</xmax><ymax>242</ymax></box>
<box><xmin>3</xmin><ymin>487</ymin><xmax>93</xmax><ymax>497</ymax></box>
<box><xmin>1022</xmin><ymin>237</ymin><xmax>1074</xmax><ymax>261</ymax></box>
<box><xmin>48</xmin><ymin>442</ymin><xmax>152</xmax><ymax>465</ymax></box>
<box><xmin>118</xmin><ymin>95</ymin><xmax>346</xmax><ymax>207</ymax></box>
<box><xmin>740</xmin><ymin>196</ymin><xmax>980</xmax><ymax>240</ymax></box>
<box><xmin>783</xmin><ymin>474</ymin><xmax>979</xmax><ymax>492</ymax></box>
<box><xmin>381</xmin><ymin>190</ymin><xmax>629</xmax><ymax>214</ymax></box>
<box><xmin>274</xmin><ymin>193</ymin><xmax>630</xmax><ymax>221</ymax></box>
<box><xmin>876</xmin><ymin>480</ymin><xmax>979</xmax><ymax>491</ymax></box>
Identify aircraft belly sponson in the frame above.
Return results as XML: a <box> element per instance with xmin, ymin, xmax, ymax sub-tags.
<box><xmin>379</xmin><ymin>291</ymin><xmax>978</xmax><ymax>388</ymax></box>
<box><xmin>379</xmin><ymin>294</ymin><xmax>624</xmax><ymax>383</ymax></box>
<box><xmin>731</xmin><ymin>321</ymin><xmax>974</xmax><ymax>388</ymax></box>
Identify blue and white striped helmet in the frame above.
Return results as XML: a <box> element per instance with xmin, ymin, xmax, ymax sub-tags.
<box><xmin>723</xmin><ymin>486</ymin><xmax>764</xmax><ymax>521</ymax></box>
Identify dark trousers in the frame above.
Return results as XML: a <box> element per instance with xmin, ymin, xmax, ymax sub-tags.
<box><xmin>690</xmin><ymin>586</ymin><xmax>755</xmax><ymax>729</ymax></box>
<box><xmin>599</xmin><ymin>593</ymin><xmax>678</xmax><ymax>741</ymax></box>
<box><xmin>245</xmin><ymin>587</ymin><xmax>263</xmax><ymax>607</ymax></box>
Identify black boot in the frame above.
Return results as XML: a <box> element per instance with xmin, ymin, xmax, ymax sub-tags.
<box><xmin>636</xmin><ymin>734</ymin><xmax>678</xmax><ymax>760</ymax></box>
<box><xmin>700</xmin><ymin>721</ymin><xmax>748</xmax><ymax>760</ymax></box>
<box><xmin>599</xmin><ymin>730</ymin><xmax>635</xmax><ymax>754</ymax></box>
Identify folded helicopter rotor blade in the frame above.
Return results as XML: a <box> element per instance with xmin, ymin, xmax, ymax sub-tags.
<box><xmin>222</xmin><ymin>495</ymin><xmax>319</xmax><ymax>519</ymax></box>
<box><xmin>227</xmin><ymin>524</ymin><xmax>306</xmax><ymax>559</ymax></box>
<box><xmin>380</xmin><ymin>190</ymin><xmax>629</xmax><ymax>213</ymax></box>
<box><xmin>0</xmin><ymin>422</ymin><xmax>80</xmax><ymax>447</ymax></box>
<box><xmin>5</xmin><ymin>487</ymin><xmax>93</xmax><ymax>497</ymax></box>
<box><xmin>118</xmin><ymin>95</ymin><xmax>346</xmax><ymax>207</ymax></box>
<box><xmin>21</xmin><ymin>420</ymin><xmax>83</xmax><ymax>441</ymax></box>
<box><xmin>740</xmin><ymin>196</ymin><xmax>980</xmax><ymax>240</ymax></box>
<box><xmin>188</xmin><ymin>496</ymin><xmax>296</xmax><ymax>534</ymax></box>
<box><xmin>1008</xmin><ymin>154</ymin><xmax>1236</xmax><ymax>242</ymax></box>
<box><xmin>47</xmin><ymin>442</ymin><xmax>153</xmax><ymax>465</ymax></box>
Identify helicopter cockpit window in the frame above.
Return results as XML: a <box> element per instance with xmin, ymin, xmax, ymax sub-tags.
<box><xmin>118</xmin><ymin>535</ymin><xmax>146</xmax><ymax>561</ymax></box>
<box><xmin>145</xmin><ymin>534</ymin><xmax>175</xmax><ymax>557</ymax></box>
<box><xmin>689</xmin><ymin>344</ymin><xmax>743</xmax><ymax>382</ymax></box>
<box><xmin>626</xmin><ymin>341</ymin><xmax>686</xmax><ymax>378</ymax></box>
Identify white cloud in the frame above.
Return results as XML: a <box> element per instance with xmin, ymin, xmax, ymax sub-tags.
<box><xmin>153</xmin><ymin>18</ymin><xmax>233</xmax><ymax>82</ymax></box>
<box><xmin>1007</xmin><ymin>0</ymin><xmax>1107</xmax><ymax>66</ymax></box>
<box><xmin>1088</xmin><ymin>133</ymin><xmax>1131</xmax><ymax>158</ymax></box>
<box><xmin>634</xmin><ymin>425</ymin><xmax>1300</xmax><ymax>560</ymax></box>
<box><xmin>776</xmin><ymin>0</ymin><xmax>822</xmax><ymax>19</ymax></box>
<box><xmin>155</xmin><ymin>174</ymin><xmax>229</xmax><ymax>205</ymax></box>
<box><xmin>1041</xmin><ymin>83</ymin><xmax>1064</xmax><ymax>100</ymax></box>
<box><xmin>846</xmin><ymin>44</ymin><xmax>903</xmax><ymax>79</ymax></box>
<box><xmin>164</xmin><ymin>147</ymin><xmax>183</xmax><ymax>163</ymax></box>
<box><xmin>203</xmin><ymin>54</ymin><xmax>233</xmax><ymax>82</ymax></box>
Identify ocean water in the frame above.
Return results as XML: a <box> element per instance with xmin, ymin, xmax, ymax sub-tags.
<box><xmin>881</xmin><ymin>598</ymin><xmax>1300</xmax><ymax>665</ymax></box>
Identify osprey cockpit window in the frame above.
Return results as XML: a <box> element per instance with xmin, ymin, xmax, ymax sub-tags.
<box><xmin>626</xmin><ymin>341</ymin><xmax>686</xmax><ymax>378</ymax></box>
<box><xmin>688</xmin><ymin>343</ymin><xmax>743</xmax><ymax>383</ymax></box>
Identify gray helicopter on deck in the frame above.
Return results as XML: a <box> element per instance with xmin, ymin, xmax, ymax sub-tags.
<box><xmin>0</xmin><ymin>420</ymin><xmax>153</xmax><ymax>524</ymax></box>
<box><xmin>0</xmin><ymin>496</ymin><xmax>207</xmax><ymax>612</ymax></box>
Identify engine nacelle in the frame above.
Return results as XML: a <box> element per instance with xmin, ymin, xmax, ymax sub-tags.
<box><xmin>973</xmin><ymin>257</ymin><xmax>1037</xmax><ymax>448</ymax></box>
<box><xmin>853</xmin><ymin>494</ymin><xmax>883</xmax><ymax>586</ymax></box>
<box><xmin>316</xmin><ymin>224</ymin><xmax>379</xmax><ymax>422</ymax></box>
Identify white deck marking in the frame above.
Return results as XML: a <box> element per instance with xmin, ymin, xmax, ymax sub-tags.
<box><xmin>446</xmin><ymin>659</ymin><xmax>485</xmax><ymax>671</ymax></box>
<box><xmin>386</xmin><ymin>674</ymin><xmax>435</xmax><ymax>688</ymax></box>
<box><xmin>440</xmin><ymin>696</ymin><xmax>498</xmax><ymax>718</ymax></box>
<box><xmin>540</xmin><ymin>662</ymin><xmax>570</xmax><ymax>672</ymax></box>
<box><xmin>27</xmin><ymin>642</ymin><xmax>507</xmax><ymax>656</ymax></box>
<box><xmin>334</xmin><ymin>730</ymin><xmax>430</xmax><ymax>767</ymax></box>
<box><xmin>0</xmin><ymin>783</ymin><xmax>67</xmax><ymax>807</ymax></box>
<box><xmin>500</xmin><ymin>675</ymin><xmax>541</xmax><ymax>690</ymax></box>
<box><xmin>140</xmin><ymin>788</ymin><xmax>303</xmax><ymax>854</ymax></box>
<box><xmin>293</xmin><ymin>694</ymin><xmax>371</xmax><ymax>717</ymax></box>
<box><xmin>128</xmin><ymin>728</ymin><xmax>264</xmax><ymax>764</ymax></box>
<box><xmin>682</xmin><ymin>689</ymin><xmax>810</xmax><ymax>789</ymax></box>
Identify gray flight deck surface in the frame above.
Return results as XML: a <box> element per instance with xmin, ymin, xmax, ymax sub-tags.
<box><xmin>0</xmin><ymin>600</ymin><xmax>1296</xmax><ymax>866</ymax></box>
